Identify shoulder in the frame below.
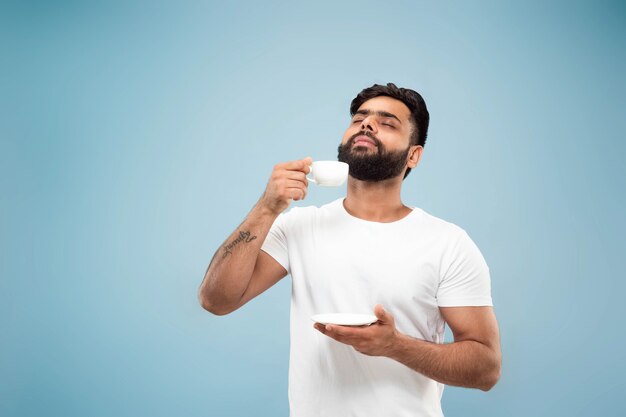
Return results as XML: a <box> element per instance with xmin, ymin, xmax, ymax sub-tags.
<box><xmin>280</xmin><ymin>198</ymin><xmax>342</xmax><ymax>223</ymax></box>
<box><xmin>411</xmin><ymin>206</ymin><xmax>467</xmax><ymax>239</ymax></box>
<box><xmin>412</xmin><ymin>208</ymin><xmax>488</xmax><ymax>269</ymax></box>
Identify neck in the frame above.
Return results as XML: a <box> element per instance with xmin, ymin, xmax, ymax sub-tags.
<box><xmin>343</xmin><ymin>176</ymin><xmax>411</xmax><ymax>223</ymax></box>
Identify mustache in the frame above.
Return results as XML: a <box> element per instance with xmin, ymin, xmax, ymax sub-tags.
<box><xmin>347</xmin><ymin>131</ymin><xmax>381</xmax><ymax>148</ymax></box>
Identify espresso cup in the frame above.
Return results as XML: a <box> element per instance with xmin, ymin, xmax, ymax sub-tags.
<box><xmin>306</xmin><ymin>161</ymin><xmax>349</xmax><ymax>187</ymax></box>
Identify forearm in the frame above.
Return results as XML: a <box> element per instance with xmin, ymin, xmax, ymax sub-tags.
<box><xmin>199</xmin><ymin>200</ymin><xmax>278</xmax><ymax>313</ymax></box>
<box><xmin>388</xmin><ymin>333</ymin><xmax>501</xmax><ymax>391</ymax></box>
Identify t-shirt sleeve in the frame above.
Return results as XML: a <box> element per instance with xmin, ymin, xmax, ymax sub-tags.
<box><xmin>437</xmin><ymin>230</ymin><xmax>493</xmax><ymax>307</ymax></box>
<box><xmin>261</xmin><ymin>212</ymin><xmax>290</xmax><ymax>273</ymax></box>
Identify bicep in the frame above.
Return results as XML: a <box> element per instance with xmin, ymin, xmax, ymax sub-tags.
<box><xmin>235</xmin><ymin>250</ymin><xmax>288</xmax><ymax>309</ymax></box>
<box><xmin>439</xmin><ymin>306</ymin><xmax>501</xmax><ymax>352</ymax></box>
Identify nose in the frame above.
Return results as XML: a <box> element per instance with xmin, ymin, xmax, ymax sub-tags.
<box><xmin>360</xmin><ymin>116</ymin><xmax>377</xmax><ymax>133</ymax></box>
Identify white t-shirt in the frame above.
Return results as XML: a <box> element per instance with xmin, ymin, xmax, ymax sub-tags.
<box><xmin>261</xmin><ymin>198</ymin><xmax>492</xmax><ymax>417</ymax></box>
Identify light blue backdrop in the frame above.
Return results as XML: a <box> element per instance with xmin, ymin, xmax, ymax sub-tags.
<box><xmin>2</xmin><ymin>1</ymin><xmax>624</xmax><ymax>416</ymax></box>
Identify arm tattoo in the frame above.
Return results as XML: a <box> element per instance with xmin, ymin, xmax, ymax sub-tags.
<box><xmin>222</xmin><ymin>230</ymin><xmax>258</xmax><ymax>258</ymax></box>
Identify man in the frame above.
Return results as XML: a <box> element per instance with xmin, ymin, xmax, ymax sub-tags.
<box><xmin>199</xmin><ymin>83</ymin><xmax>501</xmax><ymax>416</ymax></box>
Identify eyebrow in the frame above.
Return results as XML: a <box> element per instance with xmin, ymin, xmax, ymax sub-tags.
<box><xmin>354</xmin><ymin>109</ymin><xmax>402</xmax><ymax>124</ymax></box>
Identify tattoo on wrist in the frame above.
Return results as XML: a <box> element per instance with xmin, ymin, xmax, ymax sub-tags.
<box><xmin>222</xmin><ymin>230</ymin><xmax>258</xmax><ymax>258</ymax></box>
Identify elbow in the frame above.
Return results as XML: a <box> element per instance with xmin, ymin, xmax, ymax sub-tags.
<box><xmin>198</xmin><ymin>292</ymin><xmax>237</xmax><ymax>316</ymax></box>
<box><xmin>199</xmin><ymin>300</ymin><xmax>230</xmax><ymax>316</ymax></box>
<box><xmin>478</xmin><ymin>375</ymin><xmax>500</xmax><ymax>392</ymax></box>
<box><xmin>478</xmin><ymin>362</ymin><xmax>501</xmax><ymax>392</ymax></box>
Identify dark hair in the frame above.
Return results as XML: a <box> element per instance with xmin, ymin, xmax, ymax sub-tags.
<box><xmin>350</xmin><ymin>83</ymin><xmax>430</xmax><ymax>178</ymax></box>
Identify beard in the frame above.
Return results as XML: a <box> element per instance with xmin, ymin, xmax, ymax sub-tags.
<box><xmin>337</xmin><ymin>131</ymin><xmax>410</xmax><ymax>182</ymax></box>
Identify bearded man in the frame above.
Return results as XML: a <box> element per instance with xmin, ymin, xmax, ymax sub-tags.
<box><xmin>199</xmin><ymin>83</ymin><xmax>502</xmax><ymax>417</ymax></box>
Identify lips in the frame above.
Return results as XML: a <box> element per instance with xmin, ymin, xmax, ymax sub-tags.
<box><xmin>352</xmin><ymin>135</ymin><xmax>377</xmax><ymax>148</ymax></box>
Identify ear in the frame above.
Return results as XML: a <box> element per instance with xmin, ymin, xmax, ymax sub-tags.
<box><xmin>406</xmin><ymin>145</ymin><xmax>423</xmax><ymax>169</ymax></box>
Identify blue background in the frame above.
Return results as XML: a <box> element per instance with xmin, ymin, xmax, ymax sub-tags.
<box><xmin>2</xmin><ymin>1</ymin><xmax>625</xmax><ymax>416</ymax></box>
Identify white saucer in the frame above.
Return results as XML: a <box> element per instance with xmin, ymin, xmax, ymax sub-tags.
<box><xmin>311</xmin><ymin>313</ymin><xmax>378</xmax><ymax>327</ymax></box>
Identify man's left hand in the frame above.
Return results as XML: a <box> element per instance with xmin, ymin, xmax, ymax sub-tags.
<box><xmin>314</xmin><ymin>304</ymin><xmax>400</xmax><ymax>357</ymax></box>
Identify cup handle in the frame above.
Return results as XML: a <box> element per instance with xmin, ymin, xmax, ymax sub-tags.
<box><xmin>306</xmin><ymin>166</ymin><xmax>316</xmax><ymax>184</ymax></box>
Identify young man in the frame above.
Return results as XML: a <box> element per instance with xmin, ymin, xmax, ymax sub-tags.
<box><xmin>199</xmin><ymin>83</ymin><xmax>501</xmax><ymax>417</ymax></box>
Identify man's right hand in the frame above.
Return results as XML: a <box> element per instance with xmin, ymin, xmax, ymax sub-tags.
<box><xmin>259</xmin><ymin>157</ymin><xmax>312</xmax><ymax>215</ymax></box>
<box><xmin>200</xmin><ymin>159</ymin><xmax>305</xmax><ymax>315</ymax></box>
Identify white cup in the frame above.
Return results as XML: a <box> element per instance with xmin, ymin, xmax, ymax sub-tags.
<box><xmin>306</xmin><ymin>161</ymin><xmax>349</xmax><ymax>187</ymax></box>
